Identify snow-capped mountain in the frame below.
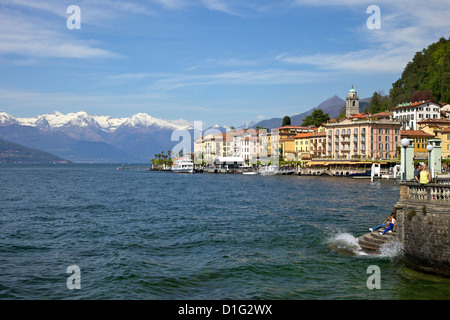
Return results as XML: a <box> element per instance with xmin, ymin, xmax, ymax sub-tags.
<box><xmin>0</xmin><ymin>111</ymin><xmax>19</xmax><ymax>126</ymax></box>
<box><xmin>4</xmin><ymin>111</ymin><xmax>188</xmax><ymax>132</ymax></box>
<box><xmin>0</xmin><ymin>110</ymin><xmax>193</xmax><ymax>163</ymax></box>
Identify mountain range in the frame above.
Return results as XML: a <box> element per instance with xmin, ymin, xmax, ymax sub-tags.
<box><xmin>0</xmin><ymin>111</ymin><xmax>191</xmax><ymax>163</ymax></box>
<box><xmin>0</xmin><ymin>94</ymin><xmax>370</xmax><ymax>163</ymax></box>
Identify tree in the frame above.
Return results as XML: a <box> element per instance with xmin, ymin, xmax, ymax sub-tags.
<box><xmin>390</xmin><ymin>37</ymin><xmax>450</xmax><ymax>104</ymax></box>
<box><xmin>369</xmin><ymin>91</ymin><xmax>382</xmax><ymax>113</ymax></box>
<box><xmin>302</xmin><ymin>109</ymin><xmax>330</xmax><ymax>127</ymax></box>
<box><xmin>411</xmin><ymin>89</ymin><xmax>434</xmax><ymax>102</ymax></box>
<box><xmin>282</xmin><ymin>116</ymin><xmax>291</xmax><ymax>127</ymax></box>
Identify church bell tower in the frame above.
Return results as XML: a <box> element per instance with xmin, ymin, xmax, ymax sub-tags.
<box><xmin>346</xmin><ymin>85</ymin><xmax>360</xmax><ymax>118</ymax></box>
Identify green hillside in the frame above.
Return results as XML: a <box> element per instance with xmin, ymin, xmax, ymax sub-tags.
<box><xmin>390</xmin><ymin>37</ymin><xmax>450</xmax><ymax>105</ymax></box>
<box><xmin>0</xmin><ymin>138</ymin><xmax>70</xmax><ymax>163</ymax></box>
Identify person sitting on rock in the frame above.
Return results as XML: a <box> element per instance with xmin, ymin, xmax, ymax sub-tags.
<box><xmin>380</xmin><ymin>213</ymin><xmax>396</xmax><ymax>235</ymax></box>
<box><xmin>369</xmin><ymin>215</ymin><xmax>391</xmax><ymax>232</ymax></box>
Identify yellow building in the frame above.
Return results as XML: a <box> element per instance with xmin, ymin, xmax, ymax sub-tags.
<box><xmin>271</xmin><ymin>126</ymin><xmax>315</xmax><ymax>159</ymax></box>
<box><xmin>294</xmin><ymin>133</ymin><xmax>314</xmax><ymax>160</ymax></box>
<box><xmin>418</xmin><ymin>118</ymin><xmax>450</xmax><ymax>159</ymax></box>
<box><xmin>441</xmin><ymin>128</ymin><xmax>450</xmax><ymax>159</ymax></box>
<box><xmin>400</xmin><ymin>130</ymin><xmax>434</xmax><ymax>159</ymax></box>
<box><xmin>280</xmin><ymin>137</ymin><xmax>296</xmax><ymax>161</ymax></box>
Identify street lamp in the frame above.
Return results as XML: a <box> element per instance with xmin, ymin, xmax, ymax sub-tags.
<box><xmin>401</xmin><ymin>138</ymin><xmax>410</xmax><ymax>182</ymax></box>
<box><xmin>427</xmin><ymin>143</ymin><xmax>434</xmax><ymax>178</ymax></box>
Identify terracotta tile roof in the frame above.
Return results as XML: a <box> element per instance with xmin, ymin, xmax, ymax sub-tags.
<box><xmin>273</xmin><ymin>125</ymin><xmax>314</xmax><ymax>130</ymax></box>
<box><xmin>293</xmin><ymin>133</ymin><xmax>314</xmax><ymax>139</ymax></box>
<box><xmin>349</xmin><ymin>113</ymin><xmax>368</xmax><ymax>119</ymax></box>
<box><xmin>371</xmin><ymin>111</ymin><xmax>392</xmax><ymax>117</ymax></box>
<box><xmin>400</xmin><ymin>130</ymin><xmax>434</xmax><ymax>137</ymax></box>
<box><xmin>418</xmin><ymin>118</ymin><xmax>450</xmax><ymax>124</ymax></box>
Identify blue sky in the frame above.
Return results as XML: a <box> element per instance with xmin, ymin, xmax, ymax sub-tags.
<box><xmin>0</xmin><ymin>0</ymin><xmax>449</xmax><ymax>127</ymax></box>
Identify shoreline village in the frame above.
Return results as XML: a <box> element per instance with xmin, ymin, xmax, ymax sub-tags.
<box><xmin>178</xmin><ymin>86</ymin><xmax>449</xmax><ymax>178</ymax></box>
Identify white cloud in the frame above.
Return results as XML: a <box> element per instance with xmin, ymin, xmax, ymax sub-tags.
<box><xmin>144</xmin><ymin>69</ymin><xmax>331</xmax><ymax>91</ymax></box>
<box><xmin>201</xmin><ymin>0</ymin><xmax>237</xmax><ymax>15</ymax></box>
<box><xmin>276</xmin><ymin>0</ymin><xmax>450</xmax><ymax>74</ymax></box>
<box><xmin>0</xmin><ymin>5</ymin><xmax>119</xmax><ymax>59</ymax></box>
<box><xmin>275</xmin><ymin>48</ymin><xmax>409</xmax><ymax>74</ymax></box>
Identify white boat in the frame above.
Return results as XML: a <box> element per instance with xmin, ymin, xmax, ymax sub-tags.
<box><xmin>258</xmin><ymin>165</ymin><xmax>279</xmax><ymax>176</ymax></box>
<box><xmin>171</xmin><ymin>158</ymin><xmax>194</xmax><ymax>173</ymax></box>
<box><xmin>259</xmin><ymin>165</ymin><xmax>296</xmax><ymax>175</ymax></box>
<box><xmin>242</xmin><ymin>165</ymin><xmax>259</xmax><ymax>175</ymax></box>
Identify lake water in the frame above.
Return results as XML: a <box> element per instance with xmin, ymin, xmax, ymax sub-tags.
<box><xmin>1</xmin><ymin>164</ymin><xmax>449</xmax><ymax>300</ymax></box>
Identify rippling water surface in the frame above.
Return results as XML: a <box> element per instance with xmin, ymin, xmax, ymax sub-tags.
<box><xmin>1</xmin><ymin>164</ymin><xmax>449</xmax><ymax>300</ymax></box>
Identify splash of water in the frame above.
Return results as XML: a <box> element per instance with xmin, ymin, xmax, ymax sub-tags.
<box><xmin>326</xmin><ymin>232</ymin><xmax>366</xmax><ymax>256</ymax></box>
<box><xmin>379</xmin><ymin>239</ymin><xmax>404</xmax><ymax>259</ymax></box>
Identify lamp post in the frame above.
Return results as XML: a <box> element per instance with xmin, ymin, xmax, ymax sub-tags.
<box><xmin>401</xmin><ymin>138</ymin><xmax>410</xmax><ymax>182</ymax></box>
<box><xmin>427</xmin><ymin>143</ymin><xmax>434</xmax><ymax>179</ymax></box>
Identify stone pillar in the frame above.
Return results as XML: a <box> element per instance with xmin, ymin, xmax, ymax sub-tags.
<box><xmin>428</xmin><ymin>138</ymin><xmax>442</xmax><ymax>176</ymax></box>
<box><xmin>400</xmin><ymin>138</ymin><xmax>415</xmax><ymax>181</ymax></box>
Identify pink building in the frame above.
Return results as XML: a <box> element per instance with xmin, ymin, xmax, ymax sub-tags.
<box><xmin>325</xmin><ymin>86</ymin><xmax>401</xmax><ymax>160</ymax></box>
<box><xmin>326</xmin><ymin>118</ymin><xmax>401</xmax><ymax>160</ymax></box>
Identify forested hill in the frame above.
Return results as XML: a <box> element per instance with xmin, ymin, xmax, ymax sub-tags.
<box><xmin>0</xmin><ymin>138</ymin><xmax>70</xmax><ymax>163</ymax></box>
<box><xmin>390</xmin><ymin>37</ymin><xmax>450</xmax><ymax>105</ymax></box>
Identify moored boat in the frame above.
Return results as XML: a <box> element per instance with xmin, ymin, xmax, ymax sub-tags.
<box><xmin>171</xmin><ymin>158</ymin><xmax>194</xmax><ymax>173</ymax></box>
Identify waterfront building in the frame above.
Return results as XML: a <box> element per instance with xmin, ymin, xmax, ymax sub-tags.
<box><xmin>294</xmin><ymin>133</ymin><xmax>314</xmax><ymax>160</ymax></box>
<box><xmin>271</xmin><ymin>126</ymin><xmax>315</xmax><ymax>159</ymax></box>
<box><xmin>280</xmin><ymin>137</ymin><xmax>296</xmax><ymax>161</ymax></box>
<box><xmin>325</xmin><ymin>86</ymin><xmax>401</xmax><ymax>160</ymax></box>
<box><xmin>392</xmin><ymin>100</ymin><xmax>441</xmax><ymax>130</ymax></box>
<box><xmin>418</xmin><ymin>118</ymin><xmax>450</xmax><ymax>159</ymax></box>
<box><xmin>309</xmin><ymin>131</ymin><xmax>327</xmax><ymax>159</ymax></box>
<box><xmin>326</xmin><ymin>118</ymin><xmax>401</xmax><ymax>160</ymax></box>
<box><xmin>400</xmin><ymin>130</ymin><xmax>435</xmax><ymax>159</ymax></box>
<box><xmin>195</xmin><ymin>128</ymin><xmax>272</xmax><ymax>165</ymax></box>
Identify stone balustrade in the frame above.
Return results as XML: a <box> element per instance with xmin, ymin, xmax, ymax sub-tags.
<box><xmin>400</xmin><ymin>179</ymin><xmax>450</xmax><ymax>202</ymax></box>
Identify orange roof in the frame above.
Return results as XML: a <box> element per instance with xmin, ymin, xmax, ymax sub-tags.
<box><xmin>371</xmin><ymin>111</ymin><xmax>392</xmax><ymax>117</ymax></box>
<box><xmin>293</xmin><ymin>133</ymin><xmax>314</xmax><ymax>139</ymax></box>
<box><xmin>418</xmin><ymin>118</ymin><xmax>450</xmax><ymax>124</ymax></box>
<box><xmin>350</xmin><ymin>113</ymin><xmax>369</xmax><ymax>119</ymax></box>
<box><xmin>273</xmin><ymin>125</ymin><xmax>314</xmax><ymax>130</ymax></box>
<box><xmin>400</xmin><ymin>130</ymin><xmax>434</xmax><ymax>137</ymax></box>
